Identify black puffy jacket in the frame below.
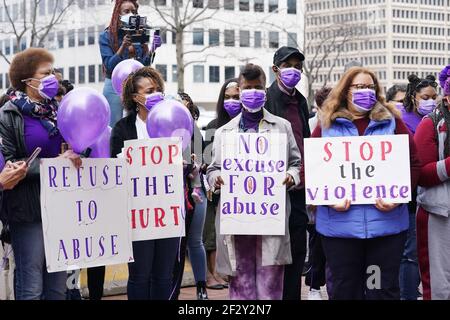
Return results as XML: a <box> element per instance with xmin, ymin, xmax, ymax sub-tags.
<box><xmin>0</xmin><ymin>101</ymin><xmax>42</xmax><ymax>223</ymax></box>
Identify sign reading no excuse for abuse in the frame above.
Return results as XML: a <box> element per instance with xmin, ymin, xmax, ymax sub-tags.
<box><xmin>220</xmin><ymin>132</ymin><xmax>287</xmax><ymax>235</ymax></box>
<box><xmin>304</xmin><ymin>135</ymin><xmax>411</xmax><ymax>205</ymax></box>
<box><xmin>40</xmin><ymin>159</ymin><xmax>134</xmax><ymax>273</ymax></box>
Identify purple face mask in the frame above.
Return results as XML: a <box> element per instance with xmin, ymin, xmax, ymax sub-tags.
<box><xmin>417</xmin><ymin>98</ymin><xmax>436</xmax><ymax>116</ymax></box>
<box><xmin>143</xmin><ymin>92</ymin><xmax>164</xmax><ymax>111</ymax></box>
<box><xmin>25</xmin><ymin>74</ymin><xmax>59</xmax><ymax>100</ymax></box>
<box><xmin>240</xmin><ymin>89</ymin><xmax>266</xmax><ymax>112</ymax></box>
<box><xmin>278</xmin><ymin>67</ymin><xmax>302</xmax><ymax>89</ymax></box>
<box><xmin>352</xmin><ymin>89</ymin><xmax>377</xmax><ymax>112</ymax></box>
<box><xmin>223</xmin><ymin>99</ymin><xmax>241</xmax><ymax>118</ymax></box>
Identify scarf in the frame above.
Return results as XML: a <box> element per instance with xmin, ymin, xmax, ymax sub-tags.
<box><xmin>239</xmin><ymin>108</ymin><xmax>264</xmax><ymax>132</ymax></box>
<box><xmin>9</xmin><ymin>90</ymin><xmax>59</xmax><ymax>137</ymax></box>
<box><xmin>439</xmin><ymin>101</ymin><xmax>450</xmax><ymax>158</ymax></box>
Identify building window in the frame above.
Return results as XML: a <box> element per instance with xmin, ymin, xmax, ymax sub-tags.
<box><xmin>239</xmin><ymin>0</ymin><xmax>249</xmax><ymax>11</ymax></box>
<box><xmin>254</xmin><ymin>31</ymin><xmax>261</xmax><ymax>48</ymax></box>
<box><xmin>4</xmin><ymin>40</ymin><xmax>10</xmax><ymax>55</ymax></box>
<box><xmin>0</xmin><ymin>74</ymin><xmax>3</xmax><ymax>90</ymax></box>
<box><xmin>88</xmin><ymin>27</ymin><xmax>95</xmax><ymax>45</ymax></box>
<box><xmin>193</xmin><ymin>28</ymin><xmax>204</xmax><ymax>45</ymax></box>
<box><xmin>287</xmin><ymin>0</ymin><xmax>296</xmax><ymax>14</ymax></box>
<box><xmin>98</xmin><ymin>65</ymin><xmax>105</xmax><ymax>82</ymax></box>
<box><xmin>209</xmin><ymin>66</ymin><xmax>220</xmax><ymax>83</ymax></box>
<box><xmin>156</xmin><ymin>64</ymin><xmax>167</xmax><ymax>81</ymax></box>
<box><xmin>193</xmin><ymin>0</ymin><xmax>203</xmax><ymax>7</ymax></box>
<box><xmin>209</xmin><ymin>29</ymin><xmax>220</xmax><ymax>46</ymax></box>
<box><xmin>78</xmin><ymin>28</ymin><xmax>86</xmax><ymax>46</ymax></box>
<box><xmin>5</xmin><ymin>73</ymin><xmax>9</xmax><ymax>88</ymax></box>
<box><xmin>208</xmin><ymin>0</ymin><xmax>220</xmax><ymax>8</ymax></box>
<box><xmin>88</xmin><ymin>65</ymin><xmax>96</xmax><ymax>83</ymax></box>
<box><xmin>254</xmin><ymin>0</ymin><xmax>264</xmax><ymax>12</ymax></box>
<box><xmin>239</xmin><ymin>30</ymin><xmax>250</xmax><ymax>47</ymax></box>
<box><xmin>193</xmin><ymin>65</ymin><xmax>204</xmax><ymax>83</ymax></box>
<box><xmin>78</xmin><ymin>66</ymin><xmax>85</xmax><ymax>84</ymax></box>
<box><xmin>69</xmin><ymin>67</ymin><xmax>75</xmax><ymax>84</ymax></box>
<box><xmin>172</xmin><ymin>65</ymin><xmax>178</xmax><ymax>82</ymax></box>
<box><xmin>224</xmin><ymin>0</ymin><xmax>234</xmax><ymax>10</ymax></box>
<box><xmin>268</xmin><ymin>0</ymin><xmax>278</xmax><ymax>12</ymax></box>
<box><xmin>39</xmin><ymin>0</ymin><xmax>46</xmax><ymax>16</ymax></box>
<box><xmin>269</xmin><ymin>31</ymin><xmax>279</xmax><ymax>48</ymax></box>
<box><xmin>287</xmin><ymin>32</ymin><xmax>297</xmax><ymax>47</ymax></box>
<box><xmin>225</xmin><ymin>30</ymin><xmax>235</xmax><ymax>46</ymax></box>
<box><xmin>57</xmin><ymin>31</ymin><xmax>64</xmax><ymax>48</ymax></box>
<box><xmin>68</xmin><ymin>30</ymin><xmax>75</xmax><ymax>47</ymax></box>
<box><xmin>225</xmin><ymin>66</ymin><xmax>235</xmax><ymax>80</ymax></box>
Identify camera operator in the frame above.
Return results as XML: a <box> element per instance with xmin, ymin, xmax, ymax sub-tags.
<box><xmin>99</xmin><ymin>0</ymin><xmax>161</xmax><ymax>127</ymax></box>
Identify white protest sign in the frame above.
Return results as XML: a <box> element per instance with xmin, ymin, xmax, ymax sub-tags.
<box><xmin>220</xmin><ymin>132</ymin><xmax>287</xmax><ymax>235</ymax></box>
<box><xmin>124</xmin><ymin>138</ymin><xmax>185</xmax><ymax>241</ymax></box>
<box><xmin>40</xmin><ymin>159</ymin><xmax>133</xmax><ymax>273</ymax></box>
<box><xmin>304</xmin><ymin>135</ymin><xmax>411</xmax><ymax>205</ymax></box>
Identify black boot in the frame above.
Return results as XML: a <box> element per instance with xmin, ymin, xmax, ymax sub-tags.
<box><xmin>197</xmin><ymin>281</ymin><xmax>209</xmax><ymax>300</ymax></box>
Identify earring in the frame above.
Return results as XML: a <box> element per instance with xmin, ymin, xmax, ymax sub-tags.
<box><xmin>136</xmin><ymin>106</ymin><xmax>140</xmax><ymax>112</ymax></box>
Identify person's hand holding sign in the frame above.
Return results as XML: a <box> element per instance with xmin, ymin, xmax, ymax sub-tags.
<box><xmin>331</xmin><ymin>199</ymin><xmax>352</xmax><ymax>212</ymax></box>
<box><xmin>375</xmin><ymin>198</ymin><xmax>400</xmax><ymax>212</ymax></box>
<box><xmin>282</xmin><ymin>173</ymin><xmax>295</xmax><ymax>189</ymax></box>
<box><xmin>214</xmin><ymin>176</ymin><xmax>224</xmax><ymax>190</ymax></box>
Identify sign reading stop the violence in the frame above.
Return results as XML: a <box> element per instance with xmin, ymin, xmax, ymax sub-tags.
<box><xmin>124</xmin><ymin>138</ymin><xmax>185</xmax><ymax>241</ymax></box>
<box><xmin>304</xmin><ymin>134</ymin><xmax>411</xmax><ymax>205</ymax></box>
<box><xmin>220</xmin><ymin>132</ymin><xmax>287</xmax><ymax>235</ymax></box>
<box><xmin>40</xmin><ymin>158</ymin><xmax>133</xmax><ymax>273</ymax></box>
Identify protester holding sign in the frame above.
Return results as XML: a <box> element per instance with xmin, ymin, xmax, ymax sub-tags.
<box><xmin>207</xmin><ymin>64</ymin><xmax>301</xmax><ymax>300</ymax></box>
<box><xmin>310</xmin><ymin>67</ymin><xmax>421</xmax><ymax>300</ymax></box>
<box><xmin>398</xmin><ymin>75</ymin><xmax>437</xmax><ymax>300</ymax></box>
<box><xmin>110</xmin><ymin>66</ymin><xmax>178</xmax><ymax>300</ymax></box>
<box><xmin>100</xmin><ymin>0</ymin><xmax>162</xmax><ymax>126</ymax></box>
<box><xmin>415</xmin><ymin>65</ymin><xmax>450</xmax><ymax>300</ymax></box>
<box><xmin>0</xmin><ymin>48</ymin><xmax>82</xmax><ymax>300</ymax></box>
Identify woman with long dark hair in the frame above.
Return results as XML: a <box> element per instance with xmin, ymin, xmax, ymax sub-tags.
<box><xmin>100</xmin><ymin>0</ymin><xmax>161</xmax><ymax>127</ymax></box>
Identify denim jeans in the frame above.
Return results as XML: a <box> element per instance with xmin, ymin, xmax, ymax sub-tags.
<box><xmin>10</xmin><ymin>222</ymin><xmax>67</xmax><ymax>300</ymax></box>
<box><xmin>187</xmin><ymin>188</ymin><xmax>207</xmax><ymax>282</ymax></box>
<box><xmin>127</xmin><ymin>238</ymin><xmax>179</xmax><ymax>300</ymax></box>
<box><xmin>103</xmin><ymin>78</ymin><xmax>124</xmax><ymax>127</ymax></box>
<box><xmin>399</xmin><ymin>212</ymin><xmax>421</xmax><ymax>300</ymax></box>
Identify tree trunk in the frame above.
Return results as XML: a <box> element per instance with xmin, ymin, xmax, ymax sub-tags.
<box><xmin>176</xmin><ymin>28</ymin><xmax>185</xmax><ymax>93</ymax></box>
<box><xmin>307</xmin><ymin>80</ymin><xmax>315</xmax><ymax>110</ymax></box>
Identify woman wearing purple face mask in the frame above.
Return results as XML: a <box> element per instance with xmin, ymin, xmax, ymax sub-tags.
<box><xmin>203</xmin><ymin>78</ymin><xmax>240</xmax><ymax>291</ymax></box>
<box><xmin>402</xmin><ymin>74</ymin><xmax>438</xmax><ymax>135</ymax></box>
<box><xmin>0</xmin><ymin>48</ymin><xmax>82</xmax><ymax>300</ymax></box>
<box><xmin>395</xmin><ymin>74</ymin><xmax>438</xmax><ymax>301</ymax></box>
<box><xmin>207</xmin><ymin>64</ymin><xmax>302</xmax><ymax>300</ymax></box>
<box><xmin>311</xmin><ymin>67</ymin><xmax>421</xmax><ymax>300</ymax></box>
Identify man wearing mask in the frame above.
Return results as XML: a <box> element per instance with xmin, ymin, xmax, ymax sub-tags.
<box><xmin>265</xmin><ymin>46</ymin><xmax>311</xmax><ymax>300</ymax></box>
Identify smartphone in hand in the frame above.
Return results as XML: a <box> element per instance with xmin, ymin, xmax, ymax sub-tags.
<box><xmin>26</xmin><ymin>147</ymin><xmax>42</xmax><ymax>166</ymax></box>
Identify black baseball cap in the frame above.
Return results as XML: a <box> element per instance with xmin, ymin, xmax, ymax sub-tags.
<box><xmin>273</xmin><ymin>46</ymin><xmax>305</xmax><ymax>65</ymax></box>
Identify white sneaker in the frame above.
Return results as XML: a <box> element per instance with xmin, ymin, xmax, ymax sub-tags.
<box><xmin>308</xmin><ymin>289</ymin><xmax>323</xmax><ymax>300</ymax></box>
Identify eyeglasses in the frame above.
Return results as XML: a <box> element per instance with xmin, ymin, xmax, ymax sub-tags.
<box><xmin>350</xmin><ymin>84</ymin><xmax>376</xmax><ymax>90</ymax></box>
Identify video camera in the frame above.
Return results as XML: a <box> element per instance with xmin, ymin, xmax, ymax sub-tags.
<box><xmin>121</xmin><ymin>15</ymin><xmax>151</xmax><ymax>45</ymax></box>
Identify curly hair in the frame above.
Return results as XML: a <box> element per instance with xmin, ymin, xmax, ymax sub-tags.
<box><xmin>404</xmin><ymin>74</ymin><xmax>437</xmax><ymax>113</ymax></box>
<box><xmin>386</xmin><ymin>84</ymin><xmax>407</xmax><ymax>102</ymax></box>
<box><xmin>108</xmin><ymin>0</ymin><xmax>139</xmax><ymax>52</ymax></box>
<box><xmin>314</xmin><ymin>87</ymin><xmax>332</xmax><ymax>109</ymax></box>
<box><xmin>122</xmin><ymin>66</ymin><xmax>165</xmax><ymax>114</ymax></box>
<box><xmin>9</xmin><ymin>48</ymin><xmax>54</xmax><ymax>92</ymax></box>
<box><xmin>321</xmin><ymin>67</ymin><xmax>400</xmax><ymax>128</ymax></box>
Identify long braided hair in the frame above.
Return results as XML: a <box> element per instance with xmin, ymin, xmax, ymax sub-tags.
<box><xmin>108</xmin><ymin>0</ymin><xmax>139</xmax><ymax>52</ymax></box>
<box><xmin>404</xmin><ymin>74</ymin><xmax>437</xmax><ymax>113</ymax></box>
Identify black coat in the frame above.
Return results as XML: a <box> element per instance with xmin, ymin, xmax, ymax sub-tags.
<box><xmin>0</xmin><ymin>101</ymin><xmax>42</xmax><ymax>223</ymax></box>
<box><xmin>264</xmin><ymin>81</ymin><xmax>311</xmax><ymax>139</ymax></box>
<box><xmin>110</xmin><ymin>113</ymin><xmax>138</xmax><ymax>158</ymax></box>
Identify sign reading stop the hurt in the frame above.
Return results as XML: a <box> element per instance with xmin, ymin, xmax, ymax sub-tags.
<box><xmin>304</xmin><ymin>135</ymin><xmax>411</xmax><ymax>205</ymax></box>
<box><xmin>124</xmin><ymin>138</ymin><xmax>185</xmax><ymax>241</ymax></box>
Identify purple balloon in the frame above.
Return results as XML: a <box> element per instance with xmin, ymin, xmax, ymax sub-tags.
<box><xmin>111</xmin><ymin>59</ymin><xmax>144</xmax><ymax>95</ymax></box>
<box><xmin>146</xmin><ymin>99</ymin><xmax>194</xmax><ymax>151</ymax></box>
<box><xmin>0</xmin><ymin>152</ymin><xmax>5</xmax><ymax>172</ymax></box>
<box><xmin>89</xmin><ymin>126</ymin><xmax>112</xmax><ymax>158</ymax></box>
<box><xmin>58</xmin><ymin>88</ymin><xmax>110</xmax><ymax>154</ymax></box>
